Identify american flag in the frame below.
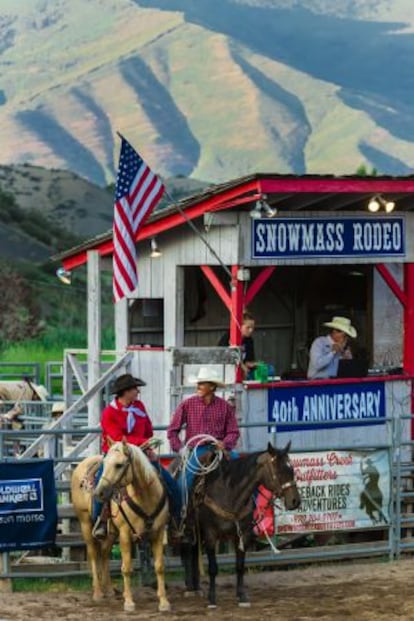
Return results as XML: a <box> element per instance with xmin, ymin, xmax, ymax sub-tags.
<box><xmin>113</xmin><ymin>136</ymin><xmax>164</xmax><ymax>302</ymax></box>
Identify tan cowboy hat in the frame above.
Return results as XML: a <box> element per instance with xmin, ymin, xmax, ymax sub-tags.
<box><xmin>33</xmin><ymin>385</ymin><xmax>49</xmax><ymax>401</ymax></box>
<box><xmin>52</xmin><ymin>401</ymin><xmax>65</xmax><ymax>416</ymax></box>
<box><xmin>189</xmin><ymin>367</ymin><xmax>226</xmax><ymax>387</ymax></box>
<box><xmin>323</xmin><ymin>316</ymin><xmax>357</xmax><ymax>338</ymax></box>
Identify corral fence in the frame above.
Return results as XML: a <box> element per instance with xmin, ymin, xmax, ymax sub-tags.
<box><xmin>0</xmin><ymin>416</ymin><xmax>413</xmax><ymax>581</ymax></box>
<box><xmin>0</xmin><ymin>362</ymin><xmax>41</xmax><ymax>385</ymax></box>
<box><xmin>0</xmin><ymin>348</ymin><xmax>413</xmax><ymax>583</ymax></box>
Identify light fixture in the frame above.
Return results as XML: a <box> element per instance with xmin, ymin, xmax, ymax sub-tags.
<box><xmin>368</xmin><ymin>197</ymin><xmax>380</xmax><ymax>213</ymax></box>
<box><xmin>150</xmin><ymin>237</ymin><xmax>162</xmax><ymax>258</ymax></box>
<box><xmin>56</xmin><ymin>267</ymin><xmax>72</xmax><ymax>285</ymax></box>
<box><xmin>368</xmin><ymin>195</ymin><xmax>395</xmax><ymax>214</ymax></box>
<box><xmin>385</xmin><ymin>200</ymin><xmax>395</xmax><ymax>213</ymax></box>
<box><xmin>249</xmin><ymin>195</ymin><xmax>278</xmax><ymax>219</ymax></box>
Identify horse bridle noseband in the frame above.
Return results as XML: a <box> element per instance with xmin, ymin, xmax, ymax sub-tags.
<box><xmin>263</xmin><ymin>453</ymin><xmax>296</xmax><ymax>499</ymax></box>
<box><xmin>100</xmin><ymin>449</ymin><xmax>132</xmax><ymax>490</ymax></box>
<box><xmin>100</xmin><ymin>448</ymin><xmax>167</xmax><ymax>538</ymax></box>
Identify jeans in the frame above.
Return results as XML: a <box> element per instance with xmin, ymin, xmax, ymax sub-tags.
<box><xmin>178</xmin><ymin>444</ymin><xmax>239</xmax><ymax>509</ymax></box>
<box><xmin>92</xmin><ymin>461</ymin><xmax>104</xmax><ymax>521</ymax></box>
<box><xmin>152</xmin><ymin>461</ymin><xmax>181</xmax><ymax>524</ymax></box>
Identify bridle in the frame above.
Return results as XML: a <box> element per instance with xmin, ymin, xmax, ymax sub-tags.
<box><xmin>99</xmin><ymin>446</ymin><xmax>167</xmax><ymax>539</ymax></box>
<box><xmin>100</xmin><ymin>448</ymin><xmax>132</xmax><ymax>491</ymax></box>
<box><xmin>261</xmin><ymin>452</ymin><xmax>296</xmax><ymax>499</ymax></box>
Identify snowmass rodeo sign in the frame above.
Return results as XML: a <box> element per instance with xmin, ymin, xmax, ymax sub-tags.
<box><xmin>252</xmin><ymin>216</ymin><xmax>405</xmax><ymax>259</ymax></box>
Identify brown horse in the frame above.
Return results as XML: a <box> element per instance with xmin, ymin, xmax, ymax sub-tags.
<box><xmin>181</xmin><ymin>441</ymin><xmax>300</xmax><ymax>608</ymax></box>
<box><xmin>71</xmin><ymin>440</ymin><xmax>170</xmax><ymax>612</ymax></box>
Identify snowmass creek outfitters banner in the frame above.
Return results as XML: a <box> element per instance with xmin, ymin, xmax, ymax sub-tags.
<box><xmin>268</xmin><ymin>380</ymin><xmax>386</xmax><ymax>432</ymax></box>
<box><xmin>275</xmin><ymin>449</ymin><xmax>391</xmax><ymax>533</ymax></box>
<box><xmin>252</xmin><ymin>216</ymin><xmax>405</xmax><ymax>259</ymax></box>
<box><xmin>0</xmin><ymin>460</ymin><xmax>57</xmax><ymax>551</ymax></box>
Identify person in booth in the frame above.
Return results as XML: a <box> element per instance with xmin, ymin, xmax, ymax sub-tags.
<box><xmin>307</xmin><ymin>316</ymin><xmax>357</xmax><ymax>380</ymax></box>
<box><xmin>92</xmin><ymin>373</ymin><xmax>179</xmax><ymax>539</ymax></box>
<box><xmin>218</xmin><ymin>310</ymin><xmax>258</xmax><ymax>379</ymax></box>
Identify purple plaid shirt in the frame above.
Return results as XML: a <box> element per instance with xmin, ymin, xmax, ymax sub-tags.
<box><xmin>167</xmin><ymin>394</ymin><xmax>240</xmax><ymax>453</ymax></box>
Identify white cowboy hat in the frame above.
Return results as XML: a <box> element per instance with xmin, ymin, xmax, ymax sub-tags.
<box><xmin>323</xmin><ymin>316</ymin><xmax>357</xmax><ymax>338</ymax></box>
<box><xmin>33</xmin><ymin>385</ymin><xmax>49</xmax><ymax>401</ymax></box>
<box><xmin>189</xmin><ymin>367</ymin><xmax>226</xmax><ymax>387</ymax></box>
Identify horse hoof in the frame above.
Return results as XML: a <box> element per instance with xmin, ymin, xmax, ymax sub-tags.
<box><xmin>123</xmin><ymin>602</ymin><xmax>135</xmax><ymax>612</ymax></box>
<box><xmin>239</xmin><ymin>601</ymin><xmax>251</xmax><ymax>608</ymax></box>
<box><xmin>207</xmin><ymin>603</ymin><xmax>217</xmax><ymax>609</ymax></box>
<box><xmin>158</xmin><ymin>601</ymin><xmax>171</xmax><ymax>613</ymax></box>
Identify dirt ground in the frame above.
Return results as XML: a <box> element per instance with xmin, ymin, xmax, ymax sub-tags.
<box><xmin>1</xmin><ymin>558</ymin><xmax>413</xmax><ymax>620</ymax></box>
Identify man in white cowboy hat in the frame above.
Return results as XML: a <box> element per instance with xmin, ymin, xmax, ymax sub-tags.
<box><xmin>307</xmin><ymin>316</ymin><xmax>357</xmax><ymax>379</ymax></box>
<box><xmin>167</xmin><ymin>366</ymin><xmax>240</xmax><ymax>532</ymax></box>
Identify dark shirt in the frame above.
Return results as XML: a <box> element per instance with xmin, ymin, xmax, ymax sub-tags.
<box><xmin>218</xmin><ymin>331</ymin><xmax>255</xmax><ymax>363</ymax></box>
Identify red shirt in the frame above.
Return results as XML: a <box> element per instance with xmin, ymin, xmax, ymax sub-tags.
<box><xmin>167</xmin><ymin>394</ymin><xmax>239</xmax><ymax>453</ymax></box>
<box><xmin>101</xmin><ymin>398</ymin><xmax>153</xmax><ymax>453</ymax></box>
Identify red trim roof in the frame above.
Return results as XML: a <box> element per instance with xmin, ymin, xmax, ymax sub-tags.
<box><xmin>59</xmin><ymin>173</ymin><xmax>414</xmax><ymax>270</ymax></box>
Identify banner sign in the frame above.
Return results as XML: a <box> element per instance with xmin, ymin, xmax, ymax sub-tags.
<box><xmin>268</xmin><ymin>380</ymin><xmax>386</xmax><ymax>432</ymax></box>
<box><xmin>252</xmin><ymin>217</ymin><xmax>405</xmax><ymax>259</ymax></box>
<box><xmin>275</xmin><ymin>449</ymin><xmax>390</xmax><ymax>533</ymax></box>
<box><xmin>0</xmin><ymin>460</ymin><xmax>57</xmax><ymax>551</ymax></box>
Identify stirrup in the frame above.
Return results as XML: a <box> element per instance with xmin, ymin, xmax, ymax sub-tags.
<box><xmin>92</xmin><ymin>517</ymin><xmax>107</xmax><ymax>540</ymax></box>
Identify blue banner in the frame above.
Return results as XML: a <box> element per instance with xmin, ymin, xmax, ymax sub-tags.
<box><xmin>0</xmin><ymin>460</ymin><xmax>57</xmax><ymax>552</ymax></box>
<box><xmin>252</xmin><ymin>217</ymin><xmax>405</xmax><ymax>259</ymax></box>
<box><xmin>268</xmin><ymin>381</ymin><xmax>386</xmax><ymax>432</ymax></box>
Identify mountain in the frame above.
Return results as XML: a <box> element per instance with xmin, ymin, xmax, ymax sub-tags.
<box><xmin>0</xmin><ymin>0</ymin><xmax>414</xmax><ymax>184</ymax></box>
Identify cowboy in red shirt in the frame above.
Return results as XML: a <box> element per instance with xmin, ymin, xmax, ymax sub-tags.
<box><xmin>100</xmin><ymin>375</ymin><xmax>152</xmax><ymax>453</ymax></box>
<box><xmin>92</xmin><ymin>373</ymin><xmax>151</xmax><ymax>538</ymax></box>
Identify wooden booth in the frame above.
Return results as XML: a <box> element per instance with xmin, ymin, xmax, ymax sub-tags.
<box><xmin>57</xmin><ymin>174</ymin><xmax>414</xmax><ymax>452</ymax></box>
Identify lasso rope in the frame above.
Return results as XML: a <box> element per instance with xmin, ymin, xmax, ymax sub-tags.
<box><xmin>180</xmin><ymin>434</ymin><xmax>223</xmax><ymax>521</ymax></box>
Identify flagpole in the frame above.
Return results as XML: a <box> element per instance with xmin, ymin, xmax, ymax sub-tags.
<box><xmin>116</xmin><ymin>131</ymin><xmax>231</xmax><ymax>278</ymax></box>
<box><xmin>163</xmin><ymin>187</ymin><xmax>232</xmax><ymax>279</ymax></box>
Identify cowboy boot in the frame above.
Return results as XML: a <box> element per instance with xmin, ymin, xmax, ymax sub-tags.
<box><xmin>92</xmin><ymin>505</ymin><xmax>108</xmax><ymax>540</ymax></box>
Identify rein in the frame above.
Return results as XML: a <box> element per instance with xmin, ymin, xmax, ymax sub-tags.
<box><xmin>105</xmin><ymin>449</ymin><xmax>168</xmax><ymax>539</ymax></box>
<box><xmin>203</xmin><ymin>494</ymin><xmax>253</xmax><ymax>522</ymax></box>
<box><xmin>201</xmin><ymin>452</ymin><xmax>295</xmax><ymax>523</ymax></box>
<box><xmin>118</xmin><ymin>487</ymin><xmax>167</xmax><ymax>538</ymax></box>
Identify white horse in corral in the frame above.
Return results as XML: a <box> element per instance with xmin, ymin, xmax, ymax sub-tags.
<box><xmin>0</xmin><ymin>379</ymin><xmax>48</xmax><ymax>402</ymax></box>
<box><xmin>0</xmin><ymin>380</ymin><xmax>49</xmax><ymax>446</ymax></box>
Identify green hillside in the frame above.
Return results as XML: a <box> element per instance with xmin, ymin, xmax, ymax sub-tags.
<box><xmin>0</xmin><ymin>163</ymin><xmax>209</xmax><ymax>352</ymax></box>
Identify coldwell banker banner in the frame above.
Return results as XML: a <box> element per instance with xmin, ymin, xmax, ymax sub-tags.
<box><xmin>252</xmin><ymin>216</ymin><xmax>405</xmax><ymax>259</ymax></box>
<box><xmin>275</xmin><ymin>449</ymin><xmax>391</xmax><ymax>533</ymax></box>
<box><xmin>269</xmin><ymin>381</ymin><xmax>386</xmax><ymax>432</ymax></box>
<box><xmin>0</xmin><ymin>460</ymin><xmax>57</xmax><ymax>551</ymax></box>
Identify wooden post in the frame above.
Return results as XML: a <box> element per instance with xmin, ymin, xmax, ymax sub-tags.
<box><xmin>87</xmin><ymin>250</ymin><xmax>101</xmax><ymax>455</ymax></box>
<box><xmin>115</xmin><ymin>297</ymin><xmax>129</xmax><ymax>355</ymax></box>
<box><xmin>164</xmin><ymin>265</ymin><xmax>185</xmax><ymax>347</ymax></box>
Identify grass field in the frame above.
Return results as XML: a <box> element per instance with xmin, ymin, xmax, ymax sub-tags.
<box><xmin>0</xmin><ymin>326</ymin><xmax>115</xmax><ymax>384</ymax></box>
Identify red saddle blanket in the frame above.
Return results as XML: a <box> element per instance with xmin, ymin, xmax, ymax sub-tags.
<box><xmin>253</xmin><ymin>486</ymin><xmax>275</xmax><ymax>537</ymax></box>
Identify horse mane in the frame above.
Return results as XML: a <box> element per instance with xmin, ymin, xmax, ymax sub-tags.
<box><xmin>208</xmin><ymin>446</ymin><xmax>286</xmax><ymax>488</ymax></box>
<box><xmin>208</xmin><ymin>451</ymin><xmax>262</xmax><ymax>488</ymax></box>
<box><xmin>114</xmin><ymin>442</ymin><xmax>156</xmax><ymax>485</ymax></box>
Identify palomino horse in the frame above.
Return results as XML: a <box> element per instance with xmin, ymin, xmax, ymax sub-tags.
<box><xmin>181</xmin><ymin>441</ymin><xmax>300</xmax><ymax>608</ymax></box>
<box><xmin>71</xmin><ymin>440</ymin><xmax>170</xmax><ymax>612</ymax></box>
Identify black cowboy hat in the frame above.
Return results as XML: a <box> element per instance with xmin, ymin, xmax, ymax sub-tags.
<box><xmin>111</xmin><ymin>373</ymin><xmax>146</xmax><ymax>395</ymax></box>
